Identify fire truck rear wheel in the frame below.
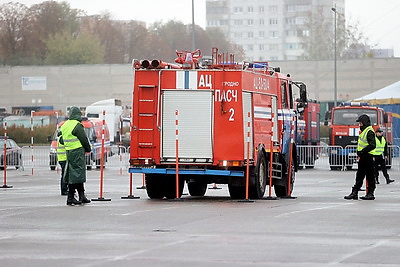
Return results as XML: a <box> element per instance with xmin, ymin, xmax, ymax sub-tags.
<box><xmin>187</xmin><ymin>182</ymin><xmax>207</xmax><ymax>196</ymax></box>
<box><xmin>163</xmin><ymin>175</ymin><xmax>184</xmax><ymax>199</ymax></box>
<box><xmin>145</xmin><ymin>174</ymin><xmax>165</xmax><ymax>199</ymax></box>
<box><xmin>228</xmin><ymin>184</ymin><xmax>245</xmax><ymax>199</ymax></box>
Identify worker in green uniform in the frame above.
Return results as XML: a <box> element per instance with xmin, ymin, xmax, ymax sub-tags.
<box><xmin>60</xmin><ymin>107</ymin><xmax>91</xmax><ymax>205</ymax></box>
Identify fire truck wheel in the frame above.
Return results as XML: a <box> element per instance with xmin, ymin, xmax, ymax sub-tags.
<box><xmin>274</xmin><ymin>162</ymin><xmax>294</xmax><ymax>197</ymax></box>
<box><xmin>145</xmin><ymin>174</ymin><xmax>165</xmax><ymax>199</ymax></box>
<box><xmin>164</xmin><ymin>175</ymin><xmax>184</xmax><ymax>199</ymax></box>
<box><xmin>228</xmin><ymin>184</ymin><xmax>245</xmax><ymax>199</ymax></box>
<box><xmin>249</xmin><ymin>152</ymin><xmax>267</xmax><ymax>199</ymax></box>
<box><xmin>187</xmin><ymin>182</ymin><xmax>207</xmax><ymax>197</ymax></box>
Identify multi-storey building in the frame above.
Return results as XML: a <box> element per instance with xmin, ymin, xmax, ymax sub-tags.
<box><xmin>206</xmin><ymin>0</ymin><xmax>345</xmax><ymax>61</ymax></box>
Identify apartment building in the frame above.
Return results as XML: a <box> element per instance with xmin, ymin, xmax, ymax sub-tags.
<box><xmin>206</xmin><ymin>0</ymin><xmax>345</xmax><ymax>61</ymax></box>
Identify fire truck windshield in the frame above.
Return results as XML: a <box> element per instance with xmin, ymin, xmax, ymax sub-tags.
<box><xmin>333</xmin><ymin>108</ymin><xmax>378</xmax><ymax>126</ymax></box>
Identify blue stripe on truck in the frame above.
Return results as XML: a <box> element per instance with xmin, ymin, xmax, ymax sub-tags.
<box><xmin>129</xmin><ymin>168</ymin><xmax>244</xmax><ymax>177</ymax></box>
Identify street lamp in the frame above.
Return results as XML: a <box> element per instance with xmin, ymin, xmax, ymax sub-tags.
<box><xmin>331</xmin><ymin>6</ymin><xmax>338</xmax><ymax>107</ymax></box>
<box><xmin>191</xmin><ymin>0</ymin><xmax>196</xmax><ymax>51</ymax></box>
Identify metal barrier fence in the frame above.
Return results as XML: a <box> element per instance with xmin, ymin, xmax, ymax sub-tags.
<box><xmin>17</xmin><ymin>145</ymin><xmax>131</xmax><ymax>170</ymax></box>
<box><xmin>297</xmin><ymin>145</ymin><xmax>400</xmax><ymax>171</ymax></box>
<box><xmin>3</xmin><ymin>144</ymin><xmax>400</xmax><ymax>172</ymax></box>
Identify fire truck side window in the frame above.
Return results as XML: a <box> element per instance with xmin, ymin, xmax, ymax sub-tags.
<box><xmin>288</xmin><ymin>83</ymin><xmax>294</xmax><ymax>109</ymax></box>
<box><xmin>281</xmin><ymin>82</ymin><xmax>288</xmax><ymax>108</ymax></box>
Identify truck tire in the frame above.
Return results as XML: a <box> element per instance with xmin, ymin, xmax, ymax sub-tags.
<box><xmin>163</xmin><ymin>175</ymin><xmax>184</xmax><ymax>199</ymax></box>
<box><xmin>188</xmin><ymin>182</ymin><xmax>207</xmax><ymax>197</ymax></box>
<box><xmin>228</xmin><ymin>184</ymin><xmax>245</xmax><ymax>199</ymax></box>
<box><xmin>145</xmin><ymin>174</ymin><xmax>164</xmax><ymax>199</ymax></box>
<box><xmin>274</xmin><ymin>161</ymin><xmax>294</xmax><ymax>197</ymax></box>
<box><xmin>249</xmin><ymin>152</ymin><xmax>267</xmax><ymax>199</ymax></box>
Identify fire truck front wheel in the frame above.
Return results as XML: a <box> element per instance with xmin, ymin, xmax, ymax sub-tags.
<box><xmin>249</xmin><ymin>152</ymin><xmax>268</xmax><ymax>199</ymax></box>
<box><xmin>274</xmin><ymin>161</ymin><xmax>295</xmax><ymax>197</ymax></box>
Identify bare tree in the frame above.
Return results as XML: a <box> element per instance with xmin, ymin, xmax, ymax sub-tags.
<box><xmin>0</xmin><ymin>2</ymin><xmax>30</xmax><ymax>65</ymax></box>
<box><xmin>300</xmin><ymin>6</ymin><xmax>371</xmax><ymax>60</ymax></box>
<box><xmin>0</xmin><ymin>1</ymin><xmax>238</xmax><ymax>65</ymax></box>
<box><xmin>27</xmin><ymin>1</ymin><xmax>82</xmax><ymax>62</ymax></box>
<box><xmin>80</xmin><ymin>13</ymin><xmax>126</xmax><ymax>63</ymax></box>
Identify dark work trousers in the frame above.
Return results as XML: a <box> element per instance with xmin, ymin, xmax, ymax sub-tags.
<box><xmin>354</xmin><ymin>154</ymin><xmax>376</xmax><ymax>194</ymax></box>
<box><xmin>59</xmin><ymin>160</ymin><xmax>68</xmax><ymax>195</ymax></box>
<box><xmin>374</xmin><ymin>155</ymin><xmax>390</xmax><ymax>182</ymax></box>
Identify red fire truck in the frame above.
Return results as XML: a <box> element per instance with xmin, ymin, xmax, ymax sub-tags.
<box><xmin>296</xmin><ymin>100</ymin><xmax>320</xmax><ymax>169</ymax></box>
<box><xmin>324</xmin><ymin>102</ymin><xmax>393</xmax><ymax>170</ymax></box>
<box><xmin>129</xmin><ymin>48</ymin><xmax>308</xmax><ymax>199</ymax></box>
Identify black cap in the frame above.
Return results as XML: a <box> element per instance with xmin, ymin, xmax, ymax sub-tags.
<box><xmin>356</xmin><ymin>114</ymin><xmax>370</xmax><ymax>124</ymax></box>
<box><xmin>376</xmin><ymin>128</ymin><xmax>383</xmax><ymax>132</ymax></box>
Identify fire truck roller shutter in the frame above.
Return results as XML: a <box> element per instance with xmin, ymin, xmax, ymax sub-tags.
<box><xmin>161</xmin><ymin>90</ymin><xmax>213</xmax><ymax>161</ymax></box>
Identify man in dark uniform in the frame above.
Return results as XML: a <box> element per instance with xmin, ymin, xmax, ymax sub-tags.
<box><xmin>344</xmin><ymin>114</ymin><xmax>376</xmax><ymax>200</ymax></box>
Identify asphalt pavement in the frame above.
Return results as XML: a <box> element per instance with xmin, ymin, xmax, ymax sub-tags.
<box><xmin>1</xmin><ymin>166</ymin><xmax>400</xmax><ymax>266</ymax></box>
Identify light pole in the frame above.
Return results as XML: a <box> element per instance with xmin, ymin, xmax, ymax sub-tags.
<box><xmin>331</xmin><ymin>6</ymin><xmax>338</xmax><ymax>107</ymax></box>
<box><xmin>191</xmin><ymin>0</ymin><xmax>195</xmax><ymax>51</ymax></box>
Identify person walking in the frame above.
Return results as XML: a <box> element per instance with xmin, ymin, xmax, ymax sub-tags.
<box><xmin>56</xmin><ymin>133</ymin><xmax>68</xmax><ymax>195</ymax></box>
<box><xmin>344</xmin><ymin>114</ymin><xmax>376</xmax><ymax>200</ymax></box>
<box><xmin>60</xmin><ymin>107</ymin><xmax>91</xmax><ymax>205</ymax></box>
<box><xmin>372</xmin><ymin>128</ymin><xmax>394</xmax><ymax>185</ymax></box>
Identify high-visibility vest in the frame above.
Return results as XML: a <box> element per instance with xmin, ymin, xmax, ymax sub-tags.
<box><xmin>60</xmin><ymin>120</ymin><xmax>82</xmax><ymax>151</ymax></box>
<box><xmin>357</xmin><ymin>125</ymin><xmax>374</xmax><ymax>155</ymax></box>
<box><xmin>56</xmin><ymin>137</ymin><xmax>67</xmax><ymax>161</ymax></box>
<box><xmin>371</xmin><ymin>136</ymin><xmax>386</xmax><ymax>156</ymax></box>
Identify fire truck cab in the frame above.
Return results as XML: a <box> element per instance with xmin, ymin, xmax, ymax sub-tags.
<box><xmin>129</xmin><ymin>48</ymin><xmax>308</xmax><ymax>199</ymax></box>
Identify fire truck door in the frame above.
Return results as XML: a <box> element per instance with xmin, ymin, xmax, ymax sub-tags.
<box><xmin>242</xmin><ymin>92</ymin><xmax>253</xmax><ymax>160</ymax></box>
<box><xmin>161</xmin><ymin>90</ymin><xmax>213</xmax><ymax>162</ymax></box>
<box><xmin>272</xmin><ymin>96</ymin><xmax>278</xmax><ymax>142</ymax></box>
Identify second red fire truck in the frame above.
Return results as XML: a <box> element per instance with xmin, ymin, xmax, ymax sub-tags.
<box><xmin>129</xmin><ymin>48</ymin><xmax>308</xmax><ymax>199</ymax></box>
<box><xmin>295</xmin><ymin>100</ymin><xmax>320</xmax><ymax>169</ymax></box>
<box><xmin>325</xmin><ymin>102</ymin><xmax>393</xmax><ymax>170</ymax></box>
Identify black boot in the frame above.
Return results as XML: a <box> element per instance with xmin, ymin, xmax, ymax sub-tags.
<box><xmin>360</xmin><ymin>192</ymin><xmax>375</xmax><ymax>200</ymax></box>
<box><xmin>77</xmin><ymin>183</ymin><xmax>91</xmax><ymax>204</ymax></box>
<box><xmin>78</xmin><ymin>190</ymin><xmax>91</xmax><ymax>204</ymax></box>
<box><xmin>386</xmin><ymin>178</ymin><xmax>395</xmax><ymax>184</ymax></box>
<box><xmin>344</xmin><ymin>187</ymin><xmax>358</xmax><ymax>200</ymax></box>
<box><xmin>66</xmin><ymin>185</ymin><xmax>82</xmax><ymax>206</ymax></box>
<box><xmin>375</xmin><ymin>178</ymin><xmax>380</xmax><ymax>184</ymax></box>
